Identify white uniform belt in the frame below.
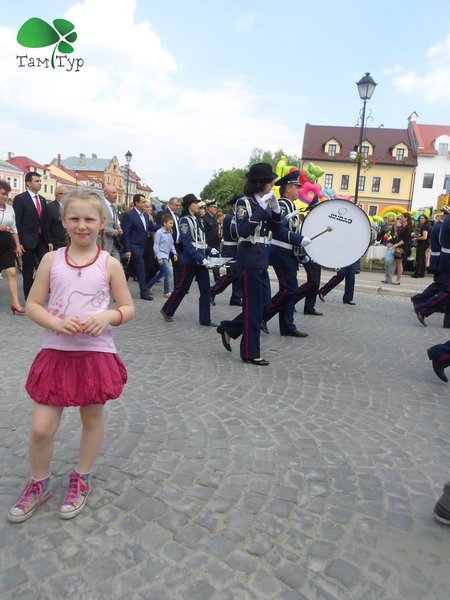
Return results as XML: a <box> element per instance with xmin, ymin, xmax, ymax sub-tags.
<box><xmin>239</xmin><ymin>236</ymin><xmax>268</xmax><ymax>244</ymax></box>
<box><xmin>223</xmin><ymin>241</ymin><xmax>238</xmax><ymax>246</ymax></box>
<box><xmin>441</xmin><ymin>247</ymin><xmax>450</xmax><ymax>254</ymax></box>
<box><xmin>271</xmin><ymin>239</ymin><xmax>293</xmax><ymax>250</ymax></box>
<box><xmin>431</xmin><ymin>251</ymin><xmax>440</xmax><ymax>256</ymax></box>
<box><xmin>194</xmin><ymin>243</ymin><xmax>207</xmax><ymax>249</ymax></box>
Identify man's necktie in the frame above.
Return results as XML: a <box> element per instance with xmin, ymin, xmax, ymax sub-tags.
<box><xmin>34</xmin><ymin>195</ymin><xmax>42</xmax><ymax>217</ymax></box>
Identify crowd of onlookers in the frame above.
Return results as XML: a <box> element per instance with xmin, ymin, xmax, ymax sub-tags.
<box><xmin>370</xmin><ymin>211</ymin><xmax>431</xmax><ymax>284</ymax></box>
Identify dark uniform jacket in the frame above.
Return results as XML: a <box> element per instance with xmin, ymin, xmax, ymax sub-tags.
<box><xmin>203</xmin><ymin>211</ymin><xmax>220</xmax><ymax>250</ymax></box>
<box><xmin>235</xmin><ymin>196</ymin><xmax>282</xmax><ymax>270</ymax></box>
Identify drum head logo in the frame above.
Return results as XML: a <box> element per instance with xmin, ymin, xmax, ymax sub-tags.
<box><xmin>329</xmin><ymin>207</ymin><xmax>353</xmax><ymax>224</ymax></box>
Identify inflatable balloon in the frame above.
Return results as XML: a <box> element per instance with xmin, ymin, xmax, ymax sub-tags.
<box><xmin>299</xmin><ymin>181</ymin><xmax>323</xmax><ymax>205</ymax></box>
<box><xmin>299</xmin><ymin>169</ymin><xmax>309</xmax><ymax>185</ymax></box>
<box><xmin>379</xmin><ymin>205</ymin><xmax>407</xmax><ymax>217</ymax></box>
<box><xmin>273</xmin><ymin>158</ymin><xmax>299</xmax><ymax>198</ymax></box>
<box><xmin>294</xmin><ymin>199</ymin><xmax>310</xmax><ymax>213</ymax></box>
<box><xmin>306</xmin><ymin>162</ymin><xmax>324</xmax><ymax>183</ymax></box>
<box><xmin>275</xmin><ymin>155</ymin><xmax>287</xmax><ymax>180</ymax></box>
<box><xmin>323</xmin><ymin>187</ymin><xmax>335</xmax><ymax>200</ymax></box>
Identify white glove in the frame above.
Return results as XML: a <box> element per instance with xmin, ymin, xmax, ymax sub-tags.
<box><xmin>210</xmin><ymin>248</ymin><xmax>220</xmax><ymax>256</ymax></box>
<box><xmin>202</xmin><ymin>258</ymin><xmax>210</xmax><ymax>267</ymax></box>
<box><xmin>301</xmin><ymin>237</ymin><xmax>312</xmax><ymax>247</ymax></box>
<box><xmin>268</xmin><ymin>193</ymin><xmax>280</xmax><ymax>214</ymax></box>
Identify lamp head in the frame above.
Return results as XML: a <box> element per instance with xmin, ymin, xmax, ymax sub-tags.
<box><xmin>356</xmin><ymin>72</ymin><xmax>377</xmax><ymax>101</ymax></box>
<box><xmin>125</xmin><ymin>150</ymin><xmax>132</xmax><ymax>164</ymax></box>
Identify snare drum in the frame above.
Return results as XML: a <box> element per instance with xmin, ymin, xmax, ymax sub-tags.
<box><xmin>301</xmin><ymin>199</ymin><xmax>371</xmax><ymax>269</ymax></box>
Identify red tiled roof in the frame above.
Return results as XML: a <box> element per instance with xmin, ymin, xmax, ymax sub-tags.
<box><xmin>8</xmin><ymin>155</ymin><xmax>46</xmax><ymax>171</ymax></box>
<box><xmin>410</xmin><ymin>122</ymin><xmax>450</xmax><ymax>155</ymax></box>
<box><xmin>302</xmin><ymin>124</ymin><xmax>417</xmax><ymax>166</ymax></box>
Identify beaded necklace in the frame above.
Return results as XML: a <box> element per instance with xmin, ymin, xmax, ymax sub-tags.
<box><xmin>64</xmin><ymin>244</ymin><xmax>101</xmax><ymax>277</ymax></box>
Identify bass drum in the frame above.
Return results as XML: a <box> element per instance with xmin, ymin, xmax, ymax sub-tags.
<box><xmin>301</xmin><ymin>199</ymin><xmax>371</xmax><ymax>269</ymax></box>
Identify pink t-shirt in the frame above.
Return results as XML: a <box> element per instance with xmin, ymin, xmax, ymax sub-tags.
<box><xmin>42</xmin><ymin>248</ymin><xmax>116</xmax><ymax>353</ymax></box>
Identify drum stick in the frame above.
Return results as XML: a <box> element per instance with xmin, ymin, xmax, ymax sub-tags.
<box><xmin>310</xmin><ymin>225</ymin><xmax>333</xmax><ymax>240</ymax></box>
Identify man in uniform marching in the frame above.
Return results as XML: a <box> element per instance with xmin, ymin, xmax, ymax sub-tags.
<box><xmin>203</xmin><ymin>199</ymin><xmax>221</xmax><ymax>282</ymax></box>
<box><xmin>160</xmin><ymin>193</ymin><xmax>218</xmax><ymax>326</ymax></box>
<box><xmin>210</xmin><ymin>194</ymin><xmax>243</xmax><ymax>307</ymax></box>
<box><xmin>263</xmin><ymin>169</ymin><xmax>314</xmax><ymax>337</ymax></box>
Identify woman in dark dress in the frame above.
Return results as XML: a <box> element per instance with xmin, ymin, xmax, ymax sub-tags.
<box><xmin>392</xmin><ymin>212</ymin><xmax>412</xmax><ymax>285</ymax></box>
<box><xmin>411</xmin><ymin>214</ymin><xmax>430</xmax><ymax>278</ymax></box>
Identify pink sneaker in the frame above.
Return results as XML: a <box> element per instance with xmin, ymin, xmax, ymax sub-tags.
<box><xmin>8</xmin><ymin>476</ymin><xmax>52</xmax><ymax>523</ymax></box>
<box><xmin>59</xmin><ymin>471</ymin><xmax>91</xmax><ymax>520</ymax></box>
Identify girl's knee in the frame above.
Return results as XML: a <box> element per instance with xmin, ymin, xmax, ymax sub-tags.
<box><xmin>30</xmin><ymin>421</ymin><xmax>58</xmax><ymax>443</ymax></box>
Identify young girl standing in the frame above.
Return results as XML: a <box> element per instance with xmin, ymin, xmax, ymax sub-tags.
<box><xmin>8</xmin><ymin>190</ymin><xmax>135</xmax><ymax>523</ymax></box>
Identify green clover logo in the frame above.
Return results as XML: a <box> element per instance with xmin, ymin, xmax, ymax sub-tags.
<box><xmin>17</xmin><ymin>18</ymin><xmax>77</xmax><ymax>68</ymax></box>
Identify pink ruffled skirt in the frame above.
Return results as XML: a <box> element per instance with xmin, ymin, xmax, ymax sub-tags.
<box><xmin>26</xmin><ymin>349</ymin><xmax>127</xmax><ymax>407</ymax></box>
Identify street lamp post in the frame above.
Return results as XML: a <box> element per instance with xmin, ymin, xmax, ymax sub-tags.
<box><xmin>75</xmin><ymin>170</ymin><xmax>79</xmax><ymax>188</ymax></box>
<box><xmin>125</xmin><ymin>150</ymin><xmax>132</xmax><ymax>206</ymax></box>
<box><xmin>352</xmin><ymin>72</ymin><xmax>377</xmax><ymax>204</ymax></box>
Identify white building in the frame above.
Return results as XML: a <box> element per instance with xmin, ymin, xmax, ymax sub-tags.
<box><xmin>408</xmin><ymin>113</ymin><xmax>450</xmax><ymax>211</ymax></box>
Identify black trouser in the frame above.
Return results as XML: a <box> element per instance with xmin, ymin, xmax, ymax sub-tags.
<box><xmin>171</xmin><ymin>243</ymin><xmax>182</xmax><ymax>287</ymax></box>
<box><xmin>414</xmin><ymin>245</ymin><xmax>427</xmax><ymax>277</ymax></box>
<box><xmin>22</xmin><ymin>237</ymin><xmax>49</xmax><ymax>299</ymax></box>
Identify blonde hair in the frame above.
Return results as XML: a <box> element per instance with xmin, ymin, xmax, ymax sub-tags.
<box><xmin>61</xmin><ymin>189</ymin><xmax>106</xmax><ymax>220</ymax></box>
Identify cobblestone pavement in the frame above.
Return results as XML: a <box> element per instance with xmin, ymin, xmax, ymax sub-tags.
<box><xmin>1</xmin><ymin>269</ymin><xmax>450</xmax><ymax>599</ymax></box>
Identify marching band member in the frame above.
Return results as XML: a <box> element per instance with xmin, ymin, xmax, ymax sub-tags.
<box><xmin>160</xmin><ymin>194</ymin><xmax>218</xmax><ymax>326</ymax></box>
<box><xmin>263</xmin><ymin>169</ymin><xmax>313</xmax><ymax>337</ymax></box>
<box><xmin>210</xmin><ymin>194</ymin><xmax>243</xmax><ymax>307</ymax></box>
<box><xmin>216</xmin><ymin>163</ymin><xmax>282</xmax><ymax>366</ymax></box>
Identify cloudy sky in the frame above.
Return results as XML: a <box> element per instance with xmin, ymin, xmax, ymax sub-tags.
<box><xmin>1</xmin><ymin>0</ymin><xmax>450</xmax><ymax>198</ymax></box>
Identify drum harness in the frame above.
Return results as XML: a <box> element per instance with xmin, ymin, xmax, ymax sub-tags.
<box><xmin>237</xmin><ymin>197</ymin><xmax>269</xmax><ymax>246</ymax></box>
<box><xmin>182</xmin><ymin>215</ymin><xmax>207</xmax><ymax>251</ymax></box>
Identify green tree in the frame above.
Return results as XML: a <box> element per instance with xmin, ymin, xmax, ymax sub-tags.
<box><xmin>247</xmin><ymin>147</ymin><xmax>300</xmax><ymax>170</ymax></box>
<box><xmin>200</xmin><ymin>168</ymin><xmax>246</xmax><ymax>211</ymax></box>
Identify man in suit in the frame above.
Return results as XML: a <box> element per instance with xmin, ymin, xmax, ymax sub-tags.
<box><xmin>122</xmin><ymin>193</ymin><xmax>158</xmax><ymax>300</ymax></box>
<box><xmin>47</xmin><ymin>186</ymin><xmax>68</xmax><ymax>249</ymax></box>
<box><xmin>13</xmin><ymin>171</ymin><xmax>53</xmax><ymax>298</ymax></box>
<box><xmin>99</xmin><ymin>184</ymin><xmax>122</xmax><ymax>260</ymax></box>
<box><xmin>160</xmin><ymin>197</ymin><xmax>182</xmax><ymax>287</ymax></box>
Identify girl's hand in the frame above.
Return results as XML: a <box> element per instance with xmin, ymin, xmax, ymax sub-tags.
<box><xmin>158</xmin><ymin>259</ymin><xmax>163</xmax><ymax>265</ymax></box>
<box><xmin>81</xmin><ymin>311</ymin><xmax>114</xmax><ymax>337</ymax></box>
<box><xmin>54</xmin><ymin>318</ymin><xmax>83</xmax><ymax>336</ymax></box>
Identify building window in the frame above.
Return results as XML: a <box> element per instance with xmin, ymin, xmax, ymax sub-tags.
<box><xmin>368</xmin><ymin>205</ymin><xmax>377</xmax><ymax>216</ymax></box>
<box><xmin>361</xmin><ymin>145</ymin><xmax>369</xmax><ymax>157</ymax></box>
<box><xmin>44</xmin><ymin>184</ymin><xmax>47</xmax><ymax>193</ymax></box>
<box><xmin>395</xmin><ymin>148</ymin><xmax>405</xmax><ymax>161</ymax></box>
<box><xmin>438</xmin><ymin>143</ymin><xmax>449</xmax><ymax>155</ymax></box>
<box><xmin>328</xmin><ymin>144</ymin><xmax>336</xmax><ymax>157</ymax></box>
<box><xmin>341</xmin><ymin>175</ymin><xmax>349</xmax><ymax>190</ymax></box>
<box><xmin>324</xmin><ymin>174</ymin><xmax>333</xmax><ymax>188</ymax></box>
<box><xmin>50</xmin><ymin>185</ymin><xmax>54</xmax><ymax>194</ymax></box>
<box><xmin>13</xmin><ymin>178</ymin><xmax>18</xmax><ymax>188</ymax></box>
<box><xmin>372</xmin><ymin>177</ymin><xmax>381</xmax><ymax>192</ymax></box>
<box><xmin>358</xmin><ymin>176</ymin><xmax>366</xmax><ymax>192</ymax></box>
<box><xmin>392</xmin><ymin>178</ymin><xmax>401</xmax><ymax>194</ymax></box>
<box><xmin>444</xmin><ymin>175</ymin><xmax>450</xmax><ymax>194</ymax></box>
<box><xmin>6</xmin><ymin>176</ymin><xmax>11</xmax><ymax>184</ymax></box>
<box><xmin>423</xmin><ymin>173</ymin><xmax>434</xmax><ymax>189</ymax></box>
